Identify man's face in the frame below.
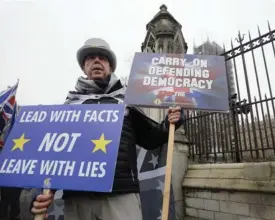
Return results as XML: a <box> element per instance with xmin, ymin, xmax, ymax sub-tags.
<box><xmin>83</xmin><ymin>54</ymin><xmax>112</xmax><ymax>80</ymax></box>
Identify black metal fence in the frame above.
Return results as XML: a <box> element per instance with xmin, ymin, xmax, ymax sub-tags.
<box><xmin>185</xmin><ymin>22</ymin><xmax>275</xmax><ymax>163</ymax></box>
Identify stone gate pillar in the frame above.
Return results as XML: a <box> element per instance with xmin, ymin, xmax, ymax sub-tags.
<box><xmin>141</xmin><ymin>5</ymin><xmax>190</xmax><ymax>219</ymax></box>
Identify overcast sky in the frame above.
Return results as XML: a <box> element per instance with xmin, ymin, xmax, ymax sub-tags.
<box><xmin>0</xmin><ymin>0</ymin><xmax>274</xmax><ymax>105</ymax></box>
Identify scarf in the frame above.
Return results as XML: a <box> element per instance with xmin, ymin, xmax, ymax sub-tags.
<box><xmin>64</xmin><ymin>75</ymin><xmax>158</xmax><ymax>132</ymax></box>
<box><xmin>65</xmin><ymin>74</ymin><xmax>126</xmax><ymax>105</ymax></box>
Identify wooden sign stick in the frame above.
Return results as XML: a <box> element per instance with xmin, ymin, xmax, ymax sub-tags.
<box><xmin>161</xmin><ymin>123</ymin><xmax>175</xmax><ymax>220</ymax></box>
<box><xmin>34</xmin><ymin>189</ymin><xmax>50</xmax><ymax>220</ymax></box>
<box><xmin>35</xmin><ymin>178</ymin><xmax>52</xmax><ymax>220</ymax></box>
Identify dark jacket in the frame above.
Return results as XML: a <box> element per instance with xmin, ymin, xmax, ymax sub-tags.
<box><xmin>62</xmin><ymin>79</ymin><xmax>183</xmax><ymax>198</ymax></box>
<box><xmin>31</xmin><ymin>79</ymin><xmax>184</xmax><ymax>205</ymax></box>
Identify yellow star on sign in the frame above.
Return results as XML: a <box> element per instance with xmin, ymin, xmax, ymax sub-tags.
<box><xmin>91</xmin><ymin>133</ymin><xmax>112</xmax><ymax>153</ymax></box>
<box><xmin>11</xmin><ymin>133</ymin><xmax>31</xmax><ymax>151</ymax></box>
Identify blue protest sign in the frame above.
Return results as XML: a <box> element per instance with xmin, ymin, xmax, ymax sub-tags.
<box><xmin>0</xmin><ymin>104</ymin><xmax>125</xmax><ymax>192</ymax></box>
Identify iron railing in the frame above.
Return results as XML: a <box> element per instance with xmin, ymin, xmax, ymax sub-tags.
<box><xmin>185</xmin><ymin>22</ymin><xmax>275</xmax><ymax>163</ymax></box>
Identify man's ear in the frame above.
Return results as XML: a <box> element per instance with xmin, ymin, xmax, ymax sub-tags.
<box><xmin>82</xmin><ymin>68</ymin><xmax>89</xmax><ymax>78</ymax></box>
<box><xmin>109</xmin><ymin>66</ymin><xmax>113</xmax><ymax>73</ymax></box>
<box><xmin>82</xmin><ymin>58</ymin><xmax>87</xmax><ymax>71</ymax></box>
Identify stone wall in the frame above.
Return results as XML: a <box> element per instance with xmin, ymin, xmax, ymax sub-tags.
<box><xmin>182</xmin><ymin>162</ymin><xmax>275</xmax><ymax>220</ymax></box>
<box><xmin>184</xmin><ymin>189</ymin><xmax>275</xmax><ymax>220</ymax></box>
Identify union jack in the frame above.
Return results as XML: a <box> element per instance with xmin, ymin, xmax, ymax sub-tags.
<box><xmin>0</xmin><ymin>81</ymin><xmax>19</xmax><ymax>122</ymax></box>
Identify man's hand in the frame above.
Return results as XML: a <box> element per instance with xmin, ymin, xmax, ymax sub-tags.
<box><xmin>31</xmin><ymin>190</ymin><xmax>54</xmax><ymax>217</ymax></box>
<box><xmin>167</xmin><ymin>106</ymin><xmax>182</xmax><ymax>124</ymax></box>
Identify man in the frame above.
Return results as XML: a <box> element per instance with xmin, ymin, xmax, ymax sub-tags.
<box><xmin>30</xmin><ymin>38</ymin><xmax>184</xmax><ymax>220</ymax></box>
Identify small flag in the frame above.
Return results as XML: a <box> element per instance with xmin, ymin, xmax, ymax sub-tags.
<box><xmin>0</xmin><ymin>81</ymin><xmax>19</xmax><ymax>122</ymax></box>
<box><xmin>0</xmin><ymin>81</ymin><xmax>19</xmax><ymax>147</ymax></box>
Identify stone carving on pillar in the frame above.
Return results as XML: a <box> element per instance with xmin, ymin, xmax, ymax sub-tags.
<box><xmin>168</xmin><ymin>40</ymin><xmax>174</xmax><ymax>53</ymax></box>
<box><xmin>158</xmin><ymin>40</ymin><xmax>164</xmax><ymax>53</ymax></box>
<box><xmin>174</xmin><ymin>37</ymin><xmax>181</xmax><ymax>54</ymax></box>
<box><xmin>148</xmin><ymin>41</ymin><xmax>155</xmax><ymax>53</ymax></box>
